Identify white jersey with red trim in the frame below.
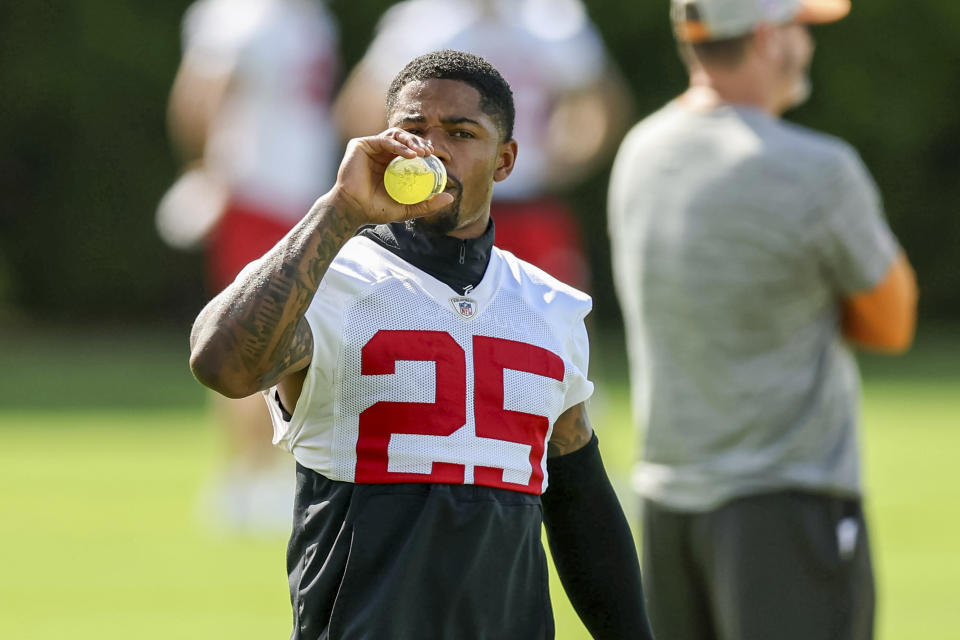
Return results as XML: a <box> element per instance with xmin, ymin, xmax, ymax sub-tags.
<box><xmin>263</xmin><ymin>236</ymin><xmax>594</xmax><ymax>495</ymax></box>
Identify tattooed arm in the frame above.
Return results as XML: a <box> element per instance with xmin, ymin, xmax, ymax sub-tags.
<box><xmin>188</xmin><ymin>129</ymin><xmax>453</xmax><ymax>399</ymax></box>
<box><xmin>188</xmin><ymin>201</ymin><xmax>357</xmax><ymax>398</ymax></box>
<box><xmin>547</xmin><ymin>403</ymin><xmax>593</xmax><ymax>458</ymax></box>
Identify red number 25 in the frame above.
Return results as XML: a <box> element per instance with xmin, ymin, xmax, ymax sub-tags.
<box><xmin>355</xmin><ymin>330</ymin><xmax>564</xmax><ymax>494</ymax></box>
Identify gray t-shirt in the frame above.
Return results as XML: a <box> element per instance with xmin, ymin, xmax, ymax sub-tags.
<box><xmin>608</xmin><ymin>102</ymin><xmax>899</xmax><ymax>511</ymax></box>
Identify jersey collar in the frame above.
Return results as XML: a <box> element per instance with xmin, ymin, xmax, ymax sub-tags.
<box><xmin>359</xmin><ymin>219</ymin><xmax>495</xmax><ymax>295</ymax></box>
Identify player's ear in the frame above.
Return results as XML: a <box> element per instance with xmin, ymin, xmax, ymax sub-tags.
<box><xmin>493</xmin><ymin>139</ymin><xmax>518</xmax><ymax>182</ymax></box>
<box><xmin>751</xmin><ymin>23</ymin><xmax>778</xmax><ymax>61</ymax></box>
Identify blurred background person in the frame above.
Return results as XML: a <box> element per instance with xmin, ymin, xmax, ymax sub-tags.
<box><xmin>608</xmin><ymin>0</ymin><xmax>918</xmax><ymax>638</ymax></box>
<box><xmin>333</xmin><ymin>0</ymin><xmax>633</xmax><ymax>291</ymax></box>
<box><xmin>157</xmin><ymin>0</ymin><xmax>341</xmax><ymax>534</ymax></box>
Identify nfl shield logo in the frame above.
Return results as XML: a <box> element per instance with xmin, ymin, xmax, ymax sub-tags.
<box><xmin>450</xmin><ymin>296</ymin><xmax>478</xmax><ymax>320</ymax></box>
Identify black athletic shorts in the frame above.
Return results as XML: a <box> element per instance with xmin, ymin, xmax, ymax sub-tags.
<box><xmin>287</xmin><ymin>463</ymin><xmax>554</xmax><ymax>640</ymax></box>
<box><xmin>642</xmin><ymin>490</ymin><xmax>875</xmax><ymax>640</ymax></box>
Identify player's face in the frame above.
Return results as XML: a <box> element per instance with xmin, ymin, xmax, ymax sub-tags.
<box><xmin>388</xmin><ymin>79</ymin><xmax>516</xmax><ymax>239</ymax></box>
<box><xmin>774</xmin><ymin>23</ymin><xmax>815</xmax><ymax>112</ymax></box>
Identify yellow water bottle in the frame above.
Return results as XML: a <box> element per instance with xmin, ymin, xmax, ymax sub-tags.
<box><xmin>383</xmin><ymin>154</ymin><xmax>447</xmax><ymax>205</ymax></box>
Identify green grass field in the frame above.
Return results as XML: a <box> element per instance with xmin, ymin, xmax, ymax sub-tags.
<box><xmin>0</xmin><ymin>324</ymin><xmax>957</xmax><ymax>639</ymax></box>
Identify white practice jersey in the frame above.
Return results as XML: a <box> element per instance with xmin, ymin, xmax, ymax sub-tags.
<box><xmin>263</xmin><ymin>237</ymin><xmax>594</xmax><ymax>495</ymax></box>
<box><xmin>183</xmin><ymin>0</ymin><xmax>340</xmax><ymax>219</ymax></box>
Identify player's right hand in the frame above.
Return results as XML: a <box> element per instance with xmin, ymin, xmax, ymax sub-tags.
<box><xmin>328</xmin><ymin>128</ymin><xmax>454</xmax><ymax>227</ymax></box>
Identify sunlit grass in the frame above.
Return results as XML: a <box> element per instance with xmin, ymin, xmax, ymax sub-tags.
<box><xmin>0</xmin><ymin>326</ymin><xmax>956</xmax><ymax>639</ymax></box>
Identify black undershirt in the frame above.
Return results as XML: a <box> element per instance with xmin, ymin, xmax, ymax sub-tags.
<box><xmin>358</xmin><ymin>219</ymin><xmax>495</xmax><ymax>295</ymax></box>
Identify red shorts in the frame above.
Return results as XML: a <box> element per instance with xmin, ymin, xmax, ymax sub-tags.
<box><xmin>207</xmin><ymin>202</ymin><xmax>296</xmax><ymax>293</ymax></box>
<box><xmin>491</xmin><ymin>198</ymin><xmax>590</xmax><ymax>291</ymax></box>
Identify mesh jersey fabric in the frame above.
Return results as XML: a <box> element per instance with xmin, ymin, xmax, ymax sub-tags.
<box><xmin>262</xmin><ymin>236</ymin><xmax>594</xmax><ymax>495</ymax></box>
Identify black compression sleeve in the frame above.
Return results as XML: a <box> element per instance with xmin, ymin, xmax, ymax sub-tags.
<box><xmin>542</xmin><ymin>433</ymin><xmax>652</xmax><ymax>640</ymax></box>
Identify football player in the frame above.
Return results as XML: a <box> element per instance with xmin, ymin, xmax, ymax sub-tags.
<box><xmin>190</xmin><ymin>50</ymin><xmax>651</xmax><ymax>639</ymax></box>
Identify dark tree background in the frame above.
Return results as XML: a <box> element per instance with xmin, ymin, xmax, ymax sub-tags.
<box><xmin>1</xmin><ymin>1</ymin><xmax>957</xmax><ymax>327</ymax></box>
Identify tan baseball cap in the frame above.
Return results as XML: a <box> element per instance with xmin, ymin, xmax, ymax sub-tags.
<box><xmin>672</xmin><ymin>0</ymin><xmax>851</xmax><ymax>42</ymax></box>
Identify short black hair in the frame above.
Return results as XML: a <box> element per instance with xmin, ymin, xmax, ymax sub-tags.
<box><xmin>385</xmin><ymin>50</ymin><xmax>515</xmax><ymax>142</ymax></box>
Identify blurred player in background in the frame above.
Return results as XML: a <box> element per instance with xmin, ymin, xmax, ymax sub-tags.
<box><xmin>608</xmin><ymin>0</ymin><xmax>918</xmax><ymax>638</ymax></box>
<box><xmin>158</xmin><ymin>0</ymin><xmax>340</xmax><ymax>534</ymax></box>
<box><xmin>334</xmin><ymin>0</ymin><xmax>633</xmax><ymax>291</ymax></box>
<box><xmin>189</xmin><ymin>50</ymin><xmax>652</xmax><ymax>638</ymax></box>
